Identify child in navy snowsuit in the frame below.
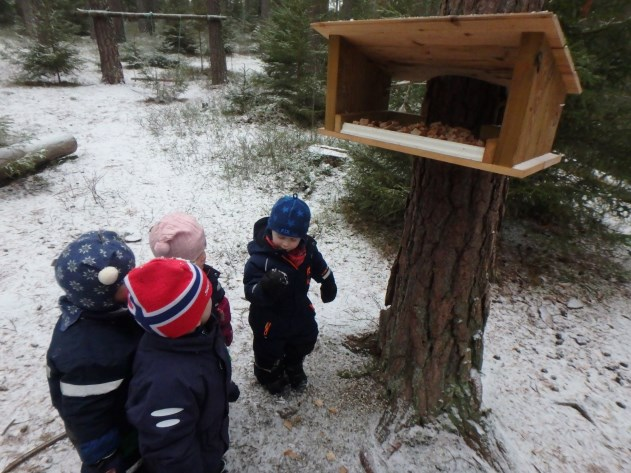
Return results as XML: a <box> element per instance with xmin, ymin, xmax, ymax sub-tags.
<box><xmin>148</xmin><ymin>211</ymin><xmax>239</xmax><ymax>402</ymax></box>
<box><xmin>125</xmin><ymin>258</ymin><xmax>231</xmax><ymax>473</ymax></box>
<box><xmin>243</xmin><ymin>194</ymin><xmax>337</xmax><ymax>394</ymax></box>
<box><xmin>46</xmin><ymin>230</ymin><xmax>142</xmax><ymax>473</ymax></box>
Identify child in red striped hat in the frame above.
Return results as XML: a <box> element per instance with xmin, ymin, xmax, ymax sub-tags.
<box><xmin>124</xmin><ymin>258</ymin><xmax>232</xmax><ymax>473</ymax></box>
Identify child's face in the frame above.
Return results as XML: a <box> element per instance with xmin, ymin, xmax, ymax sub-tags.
<box><xmin>192</xmin><ymin>251</ymin><xmax>206</xmax><ymax>269</ymax></box>
<box><xmin>113</xmin><ymin>284</ymin><xmax>129</xmax><ymax>305</ymax></box>
<box><xmin>199</xmin><ymin>299</ymin><xmax>214</xmax><ymax>326</ymax></box>
<box><xmin>271</xmin><ymin>230</ymin><xmax>301</xmax><ymax>251</ymax></box>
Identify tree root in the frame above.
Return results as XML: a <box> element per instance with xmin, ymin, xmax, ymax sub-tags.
<box><xmin>343</xmin><ymin>331</ymin><xmax>381</xmax><ymax>356</ymax></box>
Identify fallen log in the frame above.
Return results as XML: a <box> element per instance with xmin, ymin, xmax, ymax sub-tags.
<box><xmin>0</xmin><ymin>134</ymin><xmax>78</xmax><ymax>186</ymax></box>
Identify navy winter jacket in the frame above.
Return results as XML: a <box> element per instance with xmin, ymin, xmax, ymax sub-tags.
<box><xmin>46</xmin><ymin>305</ymin><xmax>143</xmax><ymax>464</ymax></box>
<box><xmin>243</xmin><ymin>217</ymin><xmax>332</xmax><ymax>341</ymax></box>
<box><xmin>126</xmin><ymin>321</ymin><xmax>230</xmax><ymax>473</ymax></box>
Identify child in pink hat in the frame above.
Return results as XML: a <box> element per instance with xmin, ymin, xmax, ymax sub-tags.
<box><xmin>149</xmin><ymin>212</ymin><xmax>234</xmax><ymax>346</ymax></box>
<box><xmin>149</xmin><ymin>212</ymin><xmax>239</xmax><ymax>403</ymax></box>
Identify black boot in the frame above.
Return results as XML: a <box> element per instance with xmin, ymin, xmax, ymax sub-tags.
<box><xmin>285</xmin><ymin>359</ymin><xmax>307</xmax><ymax>391</ymax></box>
<box><xmin>254</xmin><ymin>361</ymin><xmax>288</xmax><ymax>395</ymax></box>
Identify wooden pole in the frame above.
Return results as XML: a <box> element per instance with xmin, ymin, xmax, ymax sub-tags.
<box><xmin>76</xmin><ymin>9</ymin><xmax>226</xmax><ymax>21</ymax></box>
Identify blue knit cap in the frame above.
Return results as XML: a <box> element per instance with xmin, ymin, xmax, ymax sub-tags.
<box><xmin>55</xmin><ymin>231</ymin><xmax>135</xmax><ymax>329</ymax></box>
<box><xmin>268</xmin><ymin>194</ymin><xmax>311</xmax><ymax>238</ymax></box>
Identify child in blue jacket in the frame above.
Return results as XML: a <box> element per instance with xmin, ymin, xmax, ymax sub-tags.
<box><xmin>243</xmin><ymin>194</ymin><xmax>337</xmax><ymax>394</ymax></box>
<box><xmin>125</xmin><ymin>258</ymin><xmax>231</xmax><ymax>473</ymax></box>
<box><xmin>46</xmin><ymin>230</ymin><xmax>142</xmax><ymax>473</ymax></box>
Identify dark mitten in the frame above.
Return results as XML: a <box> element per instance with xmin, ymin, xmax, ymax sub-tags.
<box><xmin>81</xmin><ymin>451</ymin><xmax>125</xmax><ymax>473</ymax></box>
<box><xmin>228</xmin><ymin>381</ymin><xmax>240</xmax><ymax>402</ymax></box>
<box><xmin>259</xmin><ymin>268</ymin><xmax>289</xmax><ymax>297</ymax></box>
<box><xmin>320</xmin><ymin>273</ymin><xmax>337</xmax><ymax>303</ymax></box>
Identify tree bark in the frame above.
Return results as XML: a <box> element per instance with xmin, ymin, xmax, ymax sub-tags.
<box><xmin>108</xmin><ymin>0</ymin><xmax>126</xmax><ymax>42</ymax></box>
<box><xmin>378</xmin><ymin>0</ymin><xmax>545</xmax><ymax>422</ymax></box>
<box><xmin>259</xmin><ymin>0</ymin><xmax>270</xmax><ymax>20</ymax></box>
<box><xmin>339</xmin><ymin>0</ymin><xmax>352</xmax><ymax>19</ymax></box>
<box><xmin>89</xmin><ymin>0</ymin><xmax>124</xmax><ymax>84</ymax></box>
<box><xmin>136</xmin><ymin>0</ymin><xmax>157</xmax><ymax>34</ymax></box>
<box><xmin>311</xmin><ymin>0</ymin><xmax>328</xmax><ymax>17</ymax></box>
<box><xmin>207</xmin><ymin>0</ymin><xmax>227</xmax><ymax>84</ymax></box>
<box><xmin>15</xmin><ymin>0</ymin><xmax>36</xmax><ymax>37</ymax></box>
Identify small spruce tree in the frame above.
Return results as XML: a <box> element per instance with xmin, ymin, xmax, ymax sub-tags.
<box><xmin>257</xmin><ymin>0</ymin><xmax>327</xmax><ymax>125</ymax></box>
<box><xmin>18</xmin><ymin>0</ymin><xmax>83</xmax><ymax>84</ymax></box>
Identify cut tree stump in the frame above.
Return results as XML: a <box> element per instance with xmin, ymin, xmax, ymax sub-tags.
<box><xmin>0</xmin><ymin>134</ymin><xmax>78</xmax><ymax>186</ymax></box>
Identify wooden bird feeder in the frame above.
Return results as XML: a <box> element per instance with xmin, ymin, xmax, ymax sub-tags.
<box><xmin>311</xmin><ymin>12</ymin><xmax>582</xmax><ymax>178</ymax></box>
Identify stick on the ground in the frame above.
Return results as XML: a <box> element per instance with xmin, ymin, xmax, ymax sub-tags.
<box><xmin>1</xmin><ymin>419</ymin><xmax>15</xmax><ymax>436</ymax></box>
<box><xmin>555</xmin><ymin>401</ymin><xmax>596</xmax><ymax>424</ymax></box>
<box><xmin>1</xmin><ymin>432</ymin><xmax>67</xmax><ymax>473</ymax></box>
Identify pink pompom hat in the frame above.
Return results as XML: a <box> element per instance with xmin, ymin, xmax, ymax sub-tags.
<box><xmin>149</xmin><ymin>212</ymin><xmax>206</xmax><ymax>261</ymax></box>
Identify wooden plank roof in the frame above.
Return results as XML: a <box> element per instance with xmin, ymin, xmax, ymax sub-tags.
<box><xmin>311</xmin><ymin>12</ymin><xmax>582</xmax><ymax>94</ymax></box>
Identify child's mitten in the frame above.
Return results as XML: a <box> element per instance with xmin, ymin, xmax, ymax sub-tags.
<box><xmin>320</xmin><ymin>273</ymin><xmax>337</xmax><ymax>303</ymax></box>
<box><xmin>260</xmin><ymin>268</ymin><xmax>289</xmax><ymax>297</ymax></box>
<box><xmin>228</xmin><ymin>381</ymin><xmax>240</xmax><ymax>402</ymax></box>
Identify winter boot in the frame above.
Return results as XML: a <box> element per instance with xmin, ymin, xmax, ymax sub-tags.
<box><xmin>254</xmin><ymin>361</ymin><xmax>288</xmax><ymax>395</ymax></box>
<box><xmin>285</xmin><ymin>359</ymin><xmax>308</xmax><ymax>391</ymax></box>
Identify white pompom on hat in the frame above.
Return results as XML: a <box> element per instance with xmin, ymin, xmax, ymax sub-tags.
<box><xmin>149</xmin><ymin>212</ymin><xmax>207</xmax><ymax>261</ymax></box>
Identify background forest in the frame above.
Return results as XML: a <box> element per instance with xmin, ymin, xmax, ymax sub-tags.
<box><xmin>1</xmin><ymin>0</ymin><xmax>629</xmax><ymax>249</ymax></box>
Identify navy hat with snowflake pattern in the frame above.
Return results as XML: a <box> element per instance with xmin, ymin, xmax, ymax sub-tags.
<box><xmin>55</xmin><ymin>231</ymin><xmax>135</xmax><ymax>324</ymax></box>
<box><xmin>268</xmin><ymin>194</ymin><xmax>311</xmax><ymax>239</ymax></box>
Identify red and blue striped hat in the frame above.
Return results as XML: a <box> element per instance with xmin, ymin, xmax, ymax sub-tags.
<box><xmin>124</xmin><ymin>258</ymin><xmax>212</xmax><ymax>338</ymax></box>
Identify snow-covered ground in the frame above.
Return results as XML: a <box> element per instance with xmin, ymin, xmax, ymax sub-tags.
<box><xmin>1</xmin><ymin>35</ymin><xmax>630</xmax><ymax>473</ymax></box>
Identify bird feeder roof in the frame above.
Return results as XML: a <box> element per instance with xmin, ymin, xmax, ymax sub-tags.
<box><xmin>312</xmin><ymin>12</ymin><xmax>582</xmax><ymax>95</ymax></box>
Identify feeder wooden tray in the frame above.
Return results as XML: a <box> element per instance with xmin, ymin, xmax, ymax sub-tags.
<box><xmin>312</xmin><ymin>12</ymin><xmax>582</xmax><ymax>178</ymax></box>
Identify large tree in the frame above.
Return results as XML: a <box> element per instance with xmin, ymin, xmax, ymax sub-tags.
<box><xmin>15</xmin><ymin>0</ymin><xmax>37</xmax><ymax>36</ymax></box>
<box><xmin>88</xmin><ymin>0</ymin><xmax>124</xmax><ymax>84</ymax></box>
<box><xmin>136</xmin><ymin>0</ymin><xmax>157</xmax><ymax>34</ymax></box>
<box><xmin>207</xmin><ymin>0</ymin><xmax>227</xmax><ymax>84</ymax></box>
<box><xmin>378</xmin><ymin>0</ymin><xmax>545</xmax><ymax>431</ymax></box>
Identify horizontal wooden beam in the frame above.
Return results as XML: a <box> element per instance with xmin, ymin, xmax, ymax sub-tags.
<box><xmin>76</xmin><ymin>9</ymin><xmax>226</xmax><ymax>21</ymax></box>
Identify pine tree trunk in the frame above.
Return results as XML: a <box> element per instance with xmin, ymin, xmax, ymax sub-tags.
<box><xmin>207</xmin><ymin>0</ymin><xmax>227</xmax><ymax>85</ymax></box>
<box><xmin>15</xmin><ymin>0</ymin><xmax>37</xmax><ymax>37</ymax></box>
<box><xmin>339</xmin><ymin>0</ymin><xmax>352</xmax><ymax>19</ymax></box>
<box><xmin>89</xmin><ymin>0</ymin><xmax>124</xmax><ymax>84</ymax></box>
<box><xmin>136</xmin><ymin>0</ymin><xmax>156</xmax><ymax>34</ymax></box>
<box><xmin>109</xmin><ymin>0</ymin><xmax>126</xmax><ymax>43</ymax></box>
<box><xmin>378</xmin><ymin>0</ymin><xmax>544</xmax><ymax>422</ymax></box>
<box><xmin>260</xmin><ymin>0</ymin><xmax>270</xmax><ymax>20</ymax></box>
<box><xmin>311</xmin><ymin>0</ymin><xmax>328</xmax><ymax>17</ymax></box>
